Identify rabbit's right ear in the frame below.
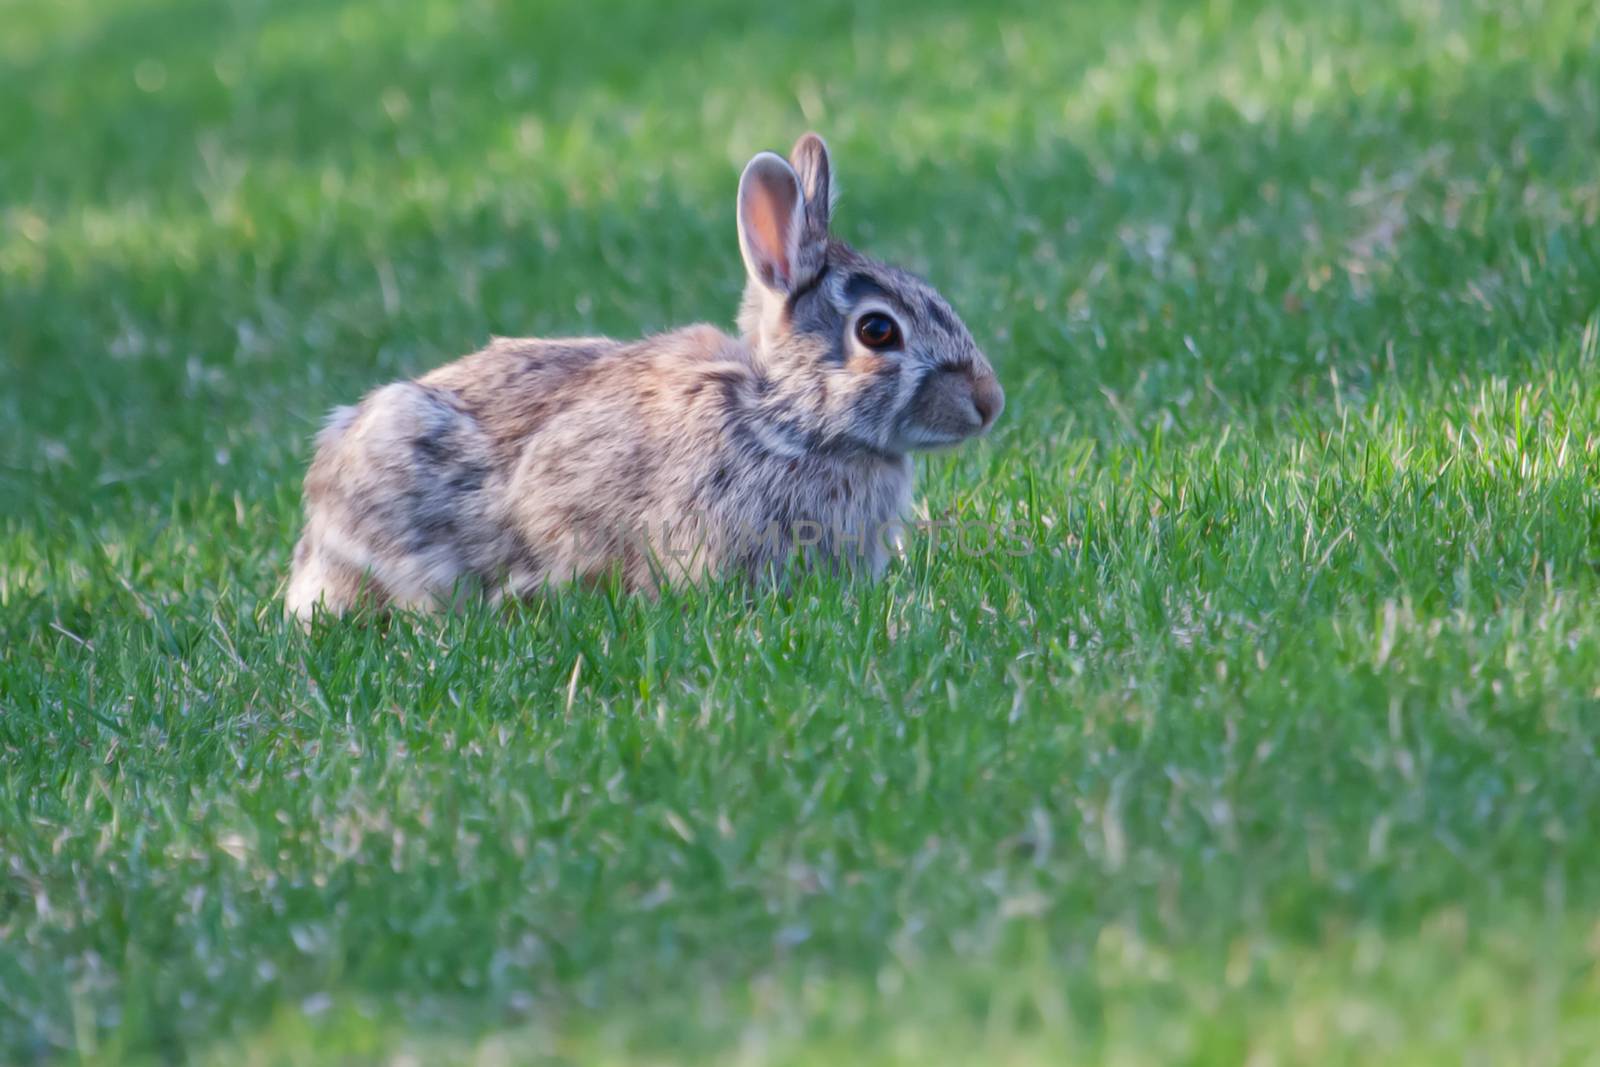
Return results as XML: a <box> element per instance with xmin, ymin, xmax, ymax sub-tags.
<box><xmin>737</xmin><ymin>152</ymin><xmax>824</xmax><ymax>295</ymax></box>
<box><xmin>789</xmin><ymin>132</ymin><xmax>833</xmax><ymax>236</ymax></box>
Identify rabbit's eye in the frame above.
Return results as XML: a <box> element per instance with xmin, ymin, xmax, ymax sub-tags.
<box><xmin>855</xmin><ymin>313</ymin><xmax>901</xmax><ymax>350</ymax></box>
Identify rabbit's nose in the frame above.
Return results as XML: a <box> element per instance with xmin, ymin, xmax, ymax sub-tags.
<box><xmin>971</xmin><ymin>371</ymin><xmax>1004</xmax><ymax>431</ymax></box>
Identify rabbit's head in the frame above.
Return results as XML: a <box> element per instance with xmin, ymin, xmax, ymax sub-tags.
<box><xmin>735</xmin><ymin>134</ymin><xmax>1003</xmax><ymax>457</ymax></box>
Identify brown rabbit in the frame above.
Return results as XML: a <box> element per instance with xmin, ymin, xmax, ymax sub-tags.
<box><xmin>285</xmin><ymin>134</ymin><xmax>1003</xmax><ymax>620</ymax></box>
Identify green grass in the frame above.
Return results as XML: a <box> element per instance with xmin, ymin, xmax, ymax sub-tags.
<box><xmin>5</xmin><ymin>0</ymin><xmax>1600</xmax><ymax>1062</ymax></box>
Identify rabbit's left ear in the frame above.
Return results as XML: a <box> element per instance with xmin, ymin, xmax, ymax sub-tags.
<box><xmin>737</xmin><ymin>150</ymin><xmax>825</xmax><ymax>294</ymax></box>
<box><xmin>790</xmin><ymin>132</ymin><xmax>833</xmax><ymax>235</ymax></box>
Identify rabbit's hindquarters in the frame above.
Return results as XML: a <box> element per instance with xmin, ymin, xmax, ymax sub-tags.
<box><xmin>286</xmin><ymin>382</ymin><xmax>507</xmax><ymax>622</ymax></box>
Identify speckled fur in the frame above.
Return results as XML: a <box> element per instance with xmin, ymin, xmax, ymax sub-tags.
<box><xmin>286</xmin><ymin>134</ymin><xmax>1002</xmax><ymax>620</ymax></box>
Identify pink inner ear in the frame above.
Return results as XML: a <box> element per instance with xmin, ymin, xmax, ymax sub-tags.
<box><xmin>747</xmin><ymin>193</ymin><xmax>790</xmax><ymax>285</ymax></box>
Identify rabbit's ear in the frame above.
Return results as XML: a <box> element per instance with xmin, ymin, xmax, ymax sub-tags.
<box><xmin>737</xmin><ymin>151</ymin><xmax>822</xmax><ymax>294</ymax></box>
<box><xmin>790</xmin><ymin>132</ymin><xmax>833</xmax><ymax>234</ymax></box>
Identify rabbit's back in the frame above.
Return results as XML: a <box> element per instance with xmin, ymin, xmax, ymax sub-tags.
<box><xmin>420</xmin><ymin>336</ymin><xmax>625</xmax><ymax>465</ymax></box>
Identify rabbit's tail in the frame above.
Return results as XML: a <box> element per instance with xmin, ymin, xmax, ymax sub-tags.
<box><xmin>316</xmin><ymin>404</ymin><xmax>359</xmax><ymax>450</ymax></box>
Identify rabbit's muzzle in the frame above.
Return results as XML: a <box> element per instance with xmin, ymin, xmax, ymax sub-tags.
<box><xmin>902</xmin><ymin>365</ymin><xmax>1005</xmax><ymax>447</ymax></box>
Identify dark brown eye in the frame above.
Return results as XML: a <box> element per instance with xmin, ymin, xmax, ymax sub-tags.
<box><xmin>855</xmin><ymin>312</ymin><xmax>901</xmax><ymax>350</ymax></box>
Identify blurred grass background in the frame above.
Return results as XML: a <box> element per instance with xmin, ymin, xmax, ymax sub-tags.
<box><xmin>4</xmin><ymin>0</ymin><xmax>1600</xmax><ymax>1063</ymax></box>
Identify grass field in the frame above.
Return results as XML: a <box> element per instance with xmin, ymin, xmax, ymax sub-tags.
<box><xmin>5</xmin><ymin>0</ymin><xmax>1600</xmax><ymax>1062</ymax></box>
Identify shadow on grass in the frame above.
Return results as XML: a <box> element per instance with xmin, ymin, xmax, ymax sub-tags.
<box><xmin>4</xmin><ymin>15</ymin><xmax>1597</xmax><ymax>521</ymax></box>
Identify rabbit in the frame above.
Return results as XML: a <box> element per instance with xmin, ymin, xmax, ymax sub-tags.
<box><xmin>285</xmin><ymin>133</ymin><xmax>1003</xmax><ymax>621</ymax></box>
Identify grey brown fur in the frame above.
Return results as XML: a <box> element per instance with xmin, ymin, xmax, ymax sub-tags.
<box><xmin>286</xmin><ymin>134</ymin><xmax>1003</xmax><ymax>621</ymax></box>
